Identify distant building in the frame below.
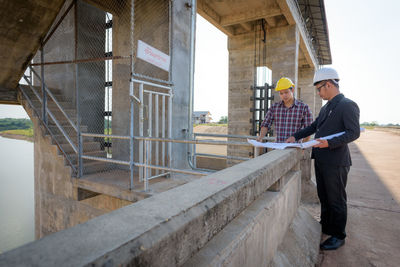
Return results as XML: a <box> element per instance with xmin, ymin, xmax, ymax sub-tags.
<box><xmin>193</xmin><ymin>111</ymin><xmax>212</xmax><ymax>124</ymax></box>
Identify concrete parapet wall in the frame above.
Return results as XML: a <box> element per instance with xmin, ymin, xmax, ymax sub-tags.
<box><xmin>0</xmin><ymin>149</ymin><xmax>304</xmax><ymax>266</ymax></box>
<box><xmin>184</xmin><ymin>170</ymin><xmax>301</xmax><ymax>266</ymax></box>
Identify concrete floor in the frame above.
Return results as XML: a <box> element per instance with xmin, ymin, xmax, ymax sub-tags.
<box><xmin>316</xmin><ymin>129</ymin><xmax>400</xmax><ymax>266</ymax></box>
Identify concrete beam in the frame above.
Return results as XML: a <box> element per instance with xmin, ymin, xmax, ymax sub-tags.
<box><xmin>197</xmin><ymin>0</ymin><xmax>234</xmax><ymax>36</ymax></box>
<box><xmin>0</xmin><ymin>149</ymin><xmax>302</xmax><ymax>266</ymax></box>
<box><xmin>220</xmin><ymin>6</ymin><xmax>282</xmax><ymax>26</ymax></box>
<box><xmin>0</xmin><ymin>0</ymin><xmax>65</xmax><ymax>90</ymax></box>
<box><xmin>265</xmin><ymin>16</ymin><xmax>277</xmax><ymax>27</ymax></box>
<box><xmin>276</xmin><ymin>0</ymin><xmax>318</xmax><ymax>68</ymax></box>
<box><xmin>0</xmin><ymin>85</ymin><xmax>19</xmax><ymax>105</ymax></box>
<box><xmin>240</xmin><ymin>22</ymin><xmax>253</xmax><ymax>32</ymax></box>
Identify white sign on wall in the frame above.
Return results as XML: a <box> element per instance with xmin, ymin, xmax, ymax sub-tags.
<box><xmin>137</xmin><ymin>40</ymin><xmax>170</xmax><ymax>72</ymax></box>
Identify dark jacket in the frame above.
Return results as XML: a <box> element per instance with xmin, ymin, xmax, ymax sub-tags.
<box><xmin>293</xmin><ymin>94</ymin><xmax>360</xmax><ymax>166</ymax></box>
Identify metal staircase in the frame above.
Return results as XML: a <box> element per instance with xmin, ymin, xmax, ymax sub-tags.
<box><xmin>19</xmin><ymin>77</ymin><xmax>108</xmax><ymax>177</ymax></box>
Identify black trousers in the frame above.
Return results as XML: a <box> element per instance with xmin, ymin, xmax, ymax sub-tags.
<box><xmin>314</xmin><ymin>160</ymin><xmax>350</xmax><ymax>239</ymax></box>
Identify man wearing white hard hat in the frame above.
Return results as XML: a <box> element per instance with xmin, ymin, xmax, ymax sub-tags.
<box><xmin>287</xmin><ymin>67</ymin><xmax>360</xmax><ymax>250</ymax></box>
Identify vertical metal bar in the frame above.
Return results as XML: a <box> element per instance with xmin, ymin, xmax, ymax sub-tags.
<box><xmin>40</xmin><ymin>46</ymin><xmax>47</xmax><ymax>125</ymax></box>
<box><xmin>187</xmin><ymin>0</ymin><xmax>197</xmax><ymax>166</ymax></box>
<box><xmin>144</xmin><ymin>140</ymin><xmax>149</xmax><ymax>191</ymax></box>
<box><xmin>168</xmin><ymin>0</ymin><xmax>172</xmax><ymax>80</ymax></box>
<box><xmin>139</xmin><ymin>83</ymin><xmax>144</xmax><ymax>181</ymax></box>
<box><xmin>29</xmin><ymin>63</ymin><xmax>33</xmax><ymax>85</ymax></box>
<box><xmin>130</xmin><ymin>0</ymin><xmax>135</xmax><ymax>189</ymax></box>
<box><xmin>148</xmin><ymin>92</ymin><xmax>152</xmax><ymax>178</ymax></box>
<box><xmin>155</xmin><ymin>95</ymin><xmax>159</xmax><ymax>175</ymax></box>
<box><xmin>168</xmin><ymin>93</ymin><xmax>172</xmax><ymax>172</ymax></box>
<box><xmin>252</xmin><ymin>86</ymin><xmax>256</xmax><ymax>135</ymax></box>
<box><xmin>263</xmin><ymin>83</ymin><xmax>268</xmax><ymax>125</ymax></box>
<box><xmin>75</xmin><ymin>3</ymin><xmax>82</xmax><ymax>178</ymax></box>
<box><xmin>161</xmin><ymin>95</ymin><xmax>165</xmax><ymax>170</ymax></box>
<box><xmin>130</xmin><ymin>90</ymin><xmax>134</xmax><ymax>190</ymax></box>
<box><xmin>193</xmin><ymin>133</ymin><xmax>197</xmax><ymax>168</ymax></box>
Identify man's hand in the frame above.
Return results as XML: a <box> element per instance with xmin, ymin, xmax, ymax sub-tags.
<box><xmin>313</xmin><ymin>139</ymin><xmax>329</xmax><ymax>148</ymax></box>
<box><xmin>257</xmin><ymin>126</ymin><xmax>269</xmax><ymax>142</ymax></box>
<box><xmin>286</xmin><ymin>136</ymin><xmax>296</xmax><ymax>143</ymax></box>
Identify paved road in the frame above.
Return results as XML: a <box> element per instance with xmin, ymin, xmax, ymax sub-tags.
<box><xmin>319</xmin><ymin>129</ymin><xmax>400</xmax><ymax>266</ymax></box>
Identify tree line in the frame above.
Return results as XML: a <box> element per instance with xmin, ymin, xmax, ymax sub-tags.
<box><xmin>0</xmin><ymin>118</ymin><xmax>33</xmax><ymax>131</ymax></box>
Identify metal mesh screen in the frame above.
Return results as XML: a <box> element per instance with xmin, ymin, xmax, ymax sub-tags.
<box><xmin>24</xmin><ymin>0</ymin><xmax>172</xmax><ymax>188</ymax></box>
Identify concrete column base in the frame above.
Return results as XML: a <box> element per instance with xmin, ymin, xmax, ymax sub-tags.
<box><xmin>270</xmin><ymin>206</ymin><xmax>321</xmax><ymax>267</ymax></box>
<box><xmin>184</xmin><ymin>170</ymin><xmax>303</xmax><ymax>267</ymax></box>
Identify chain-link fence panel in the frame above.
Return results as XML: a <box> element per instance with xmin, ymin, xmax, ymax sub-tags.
<box><xmin>26</xmin><ymin>0</ymin><xmax>173</xmax><ymax>188</ymax></box>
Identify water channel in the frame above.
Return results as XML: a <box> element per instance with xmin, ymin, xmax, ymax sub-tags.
<box><xmin>0</xmin><ymin>136</ymin><xmax>34</xmax><ymax>253</ymax></box>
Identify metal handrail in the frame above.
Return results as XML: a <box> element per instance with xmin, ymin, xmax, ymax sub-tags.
<box><xmin>132</xmin><ymin>72</ymin><xmax>173</xmax><ymax>85</ymax></box>
<box><xmin>190</xmin><ymin>132</ymin><xmax>275</xmax><ymax>168</ymax></box>
<box><xmin>81</xmin><ymin>132</ymin><xmax>130</xmax><ymax>140</ymax></box>
<box><xmin>22</xmin><ymin>76</ymin><xmax>78</xmax><ymax>153</ymax></box>
<box><xmin>81</xmin><ymin>133</ymin><xmax>253</xmax><ymax>147</ymax></box>
<box><xmin>47</xmin><ymin>109</ymin><xmax>78</xmax><ymax>153</ymax></box>
<box><xmin>194</xmin><ymin>132</ymin><xmax>276</xmax><ymax>141</ymax></box>
<box><xmin>19</xmin><ymin>85</ymin><xmax>77</xmax><ymax>174</ymax></box>
<box><xmin>28</xmin><ymin>66</ymin><xmax>78</xmax><ymax>132</ymax></box>
<box><xmin>195</xmin><ymin>153</ymin><xmax>249</xmax><ymax>161</ymax></box>
<box><xmin>131</xmin><ymin>78</ymin><xmax>172</xmax><ymax>91</ymax></box>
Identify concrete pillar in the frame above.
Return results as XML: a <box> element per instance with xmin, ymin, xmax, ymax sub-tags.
<box><xmin>227</xmin><ymin>32</ymin><xmax>256</xmax><ymax>162</ymax></box>
<box><xmin>298</xmin><ymin>66</ymin><xmax>321</xmax><ymax>117</ymax></box>
<box><xmin>170</xmin><ymin>0</ymin><xmax>192</xmax><ymax>169</ymax></box>
<box><xmin>227</xmin><ymin>25</ymin><xmax>300</xmax><ymax>162</ymax></box>
<box><xmin>112</xmin><ymin>0</ymin><xmax>171</xmax><ymax>166</ymax></box>
<box><xmin>111</xmin><ymin>1</ymin><xmax>136</xmax><ymax>164</ymax></box>
<box><xmin>76</xmin><ymin>0</ymin><xmax>105</xmax><ymax>136</ymax></box>
<box><xmin>266</xmin><ymin>25</ymin><xmax>299</xmax><ymax>102</ymax></box>
<box><xmin>112</xmin><ymin>0</ymin><xmax>191</xmax><ymax>170</ymax></box>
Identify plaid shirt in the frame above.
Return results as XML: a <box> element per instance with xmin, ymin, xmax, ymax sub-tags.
<box><xmin>261</xmin><ymin>99</ymin><xmax>313</xmax><ymax>143</ymax></box>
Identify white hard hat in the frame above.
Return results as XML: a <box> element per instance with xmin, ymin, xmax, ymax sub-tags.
<box><xmin>313</xmin><ymin>67</ymin><xmax>340</xmax><ymax>85</ymax></box>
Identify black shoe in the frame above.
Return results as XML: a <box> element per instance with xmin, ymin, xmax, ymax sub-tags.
<box><xmin>320</xmin><ymin>236</ymin><xmax>345</xmax><ymax>250</ymax></box>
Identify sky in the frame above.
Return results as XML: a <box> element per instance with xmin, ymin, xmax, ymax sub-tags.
<box><xmin>194</xmin><ymin>0</ymin><xmax>400</xmax><ymax>124</ymax></box>
<box><xmin>1</xmin><ymin>0</ymin><xmax>400</xmax><ymax>125</ymax></box>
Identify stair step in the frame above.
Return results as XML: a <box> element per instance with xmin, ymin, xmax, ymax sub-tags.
<box><xmin>20</xmin><ymin>84</ymin><xmax>65</xmax><ymax>96</ymax></box>
<box><xmin>31</xmin><ymin>97</ymin><xmax>75</xmax><ymax>110</ymax></box>
<box><xmin>60</xmin><ymin>141</ymin><xmax>100</xmax><ymax>154</ymax></box>
<box><xmin>51</xmin><ymin>134</ymin><xmax>94</xmax><ymax>145</ymax></box>
<box><xmin>47</xmin><ymin>125</ymin><xmax>88</xmax><ymax>134</ymax></box>
<box><xmin>47</xmin><ymin>118</ymin><xmax>78</xmax><ymax>128</ymax></box>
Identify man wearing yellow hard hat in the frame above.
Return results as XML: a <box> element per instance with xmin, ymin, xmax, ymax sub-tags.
<box><xmin>256</xmin><ymin>77</ymin><xmax>313</xmax><ymax>143</ymax></box>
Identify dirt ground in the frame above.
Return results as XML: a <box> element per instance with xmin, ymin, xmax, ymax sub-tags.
<box><xmin>193</xmin><ymin>125</ymin><xmax>228</xmax><ymax>156</ymax></box>
<box><xmin>316</xmin><ymin>129</ymin><xmax>400</xmax><ymax>266</ymax></box>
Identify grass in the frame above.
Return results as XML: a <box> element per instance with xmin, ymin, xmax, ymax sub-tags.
<box><xmin>361</xmin><ymin>125</ymin><xmax>375</xmax><ymax>130</ymax></box>
<box><xmin>1</xmin><ymin>128</ymin><xmax>34</xmax><ymax>138</ymax></box>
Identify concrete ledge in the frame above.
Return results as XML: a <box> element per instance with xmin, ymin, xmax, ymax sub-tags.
<box><xmin>0</xmin><ymin>149</ymin><xmax>301</xmax><ymax>266</ymax></box>
<box><xmin>183</xmin><ymin>171</ymin><xmax>301</xmax><ymax>267</ymax></box>
<box><xmin>196</xmin><ymin>156</ymin><xmax>227</xmax><ymax>170</ymax></box>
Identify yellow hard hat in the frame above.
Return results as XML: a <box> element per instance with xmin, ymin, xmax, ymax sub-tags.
<box><xmin>275</xmin><ymin>77</ymin><xmax>294</xmax><ymax>91</ymax></box>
